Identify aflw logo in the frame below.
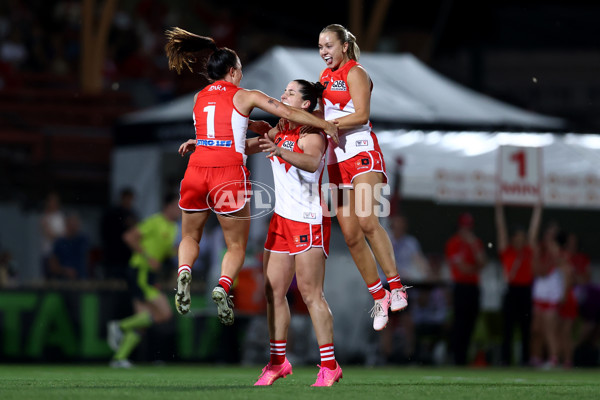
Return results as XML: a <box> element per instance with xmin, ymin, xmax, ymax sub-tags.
<box><xmin>330</xmin><ymin>80</ymin><xmax>347</xmax><ymax>91</ymax></box>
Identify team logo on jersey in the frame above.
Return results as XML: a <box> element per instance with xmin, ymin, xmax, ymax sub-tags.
<box><xmin>293</xmin><ymin>234</ymin><xmax>309</xmax><ymax>244</ymax></box>
<box><xmin>303</xmin><ymin>212</ymin><xmax>316</xmax><ymax>219</ymax></box>
<box><xmin>281</xmin><ymin>140</ymin><xmax>295</xmax><ymax>151</ymax></box>
<box><xmin>330</xmin><ymin>80</ymin><xmax>347</xmax><ymax>91</ymax></box>
<box><xmin>274</xmin><ymin>137</ymin><xmax>282</xmax><ymax>145</ymax></box>
<box><xmin>356</xmin><ymin>140</ymin><xmax>369</xmax><ymax>146</ymax></box>
<box><xmin>197</xmin><ymin>139</ymin><xmax>232</xmax><ymax>147</ymax></box>
<box><xmin>355</xmin><ymin>158</ymin><xmax>370</xmax><ymax>169</ymax></box>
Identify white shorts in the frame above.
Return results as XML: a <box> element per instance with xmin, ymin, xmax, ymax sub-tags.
<box><xmin>532</xmin><ymin>269</ymin><xmax>564</xmax><ymax>306</ymax></box>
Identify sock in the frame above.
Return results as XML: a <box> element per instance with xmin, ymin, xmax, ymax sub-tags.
<box><xmin>387</xmin><ymin>274</ymin><xmax>403</xmax><ymax>291</ymax></box>
<box><xmin>270</xmin><ymin>340</ymin><xmax>286</xmax><ymax>365</ymax></box>
<box><xmin>218</xmin><ymin>275</ymin><xmax>233</xmax><ymax>294</ymax></box>
<box><xmin>367</xmin><ymin>279</ymin><xmax>386</xmax><ymax>300</ymax></box>
<box><xmin>178</xmin><ymin>264</ymin><xmax>192</xmax><ymax>276</ymax></box>
<box><xmin>319</xmin><ymin>343</ymin><xmax>337</xmax><ymax>370</ymax></box>
<box><xmin>113</xmin><ymin>330</ymin><xmax>141</xmax><ymax>360</ymax></box>
<box><xmin>119</xmin><ymin>311</ymin><xmax>152</xmax><ymax>331</ymax></box>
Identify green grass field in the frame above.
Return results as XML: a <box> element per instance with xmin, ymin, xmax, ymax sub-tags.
<box><xmin>1</xmin><ymin>364</ymin><xmax>599</xmax><ymax>400</ymax></box>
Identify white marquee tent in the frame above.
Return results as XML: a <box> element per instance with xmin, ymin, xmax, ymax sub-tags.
<box><xmin>120</xmin><ymin>46</ymin><xmax>565</xmax><ymax>129</ymax></box>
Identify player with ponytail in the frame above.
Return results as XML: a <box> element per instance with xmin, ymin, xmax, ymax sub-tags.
<box><xmin>166</xmin><ymin>28</ymin><xmax>338</xmax><ymax>327</ymax></box>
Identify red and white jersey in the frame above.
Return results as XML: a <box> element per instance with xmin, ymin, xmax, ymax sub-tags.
<box><xmin>320</xmin><ymin>59</ymin><xmax>375</xmax><ymax>165</ymax></box>
<box><xmin>270</xmin><ymin>125</ymin><xmax>326</xmax><ymax>224</ymax></box>
<box><xmin>189</xmin><ymin>80</ymin><xmax>248</xmax><ymax>167</ymax></box>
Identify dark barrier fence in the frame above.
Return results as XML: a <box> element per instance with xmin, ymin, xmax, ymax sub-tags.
<box><xmin>0</xmin><ymin>283</ymin><xmax>254</xmax><ymax>363</ymax></box>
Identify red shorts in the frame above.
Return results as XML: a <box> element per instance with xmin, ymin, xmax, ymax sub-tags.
<box><xmin>559</xmin><ymin>290</ymin><xmax>578</xmax><ymax>320</ymax></box>
<box><xmin>534</xmin><ymin>300</ymin><xmax>559</xmax><ymax>312</ymax></box>
<box><xmin>327</xmin><ymin>150</ymin><xmax>388</xmax><ymax>188</ymax></box>
<box><xmin>264</xmin><ymin>213</ymin><xmax>330</xmax><ymax>257</ymax></box>
<box><xmin>179</xmin><ymin>165</ymin><xmax>251</xmax><ymax>214</ymax></box>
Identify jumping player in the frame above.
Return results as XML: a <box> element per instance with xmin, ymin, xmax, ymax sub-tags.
<box><xmin>165</xmin><ymin>27</ymin><xmax>338</xmax><ymax>325</ymax></box>
<box><xmin>318</xmin><ymin>24</ymin><xmax>408</xmax><ymax>331</ymax></box>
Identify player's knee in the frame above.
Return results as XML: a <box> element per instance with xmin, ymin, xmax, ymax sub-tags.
<box><xmin>342</xmin><ymin>230</ymin><xmax>363</xmax><ymax>248</ymax></box>
<box><xmin>264</xmin><ymin>282</ymin><xmax>286</xmax><ymax>305</ymax></box>
<box><xmin>298</xmin><ymin>286</ymin><xmax>322</xmax><ymax>308</ymax></box>
<box><xmin>357</xmin><ymin>216</ymin><xmax>380</xmax><ymax>236</ymax></box>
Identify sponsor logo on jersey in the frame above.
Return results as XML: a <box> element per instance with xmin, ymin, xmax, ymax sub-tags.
<box><xmin>197</xmin><ymin>139</ymin><xmax>232</xmax><ymax>147</ymax></box>
<box><xmin>356</xmin><ymin>140</ymin><xmax>369</xmax><ymax>146</ymax></box>
<box><xmin>293</xmin><ymin>234</ymin><xmax>309</xmax><ymax>244</ymax></box>
<box><xmin>208</xmin><ymin>84</ymin><xmax>227</xmax><ymax>91</ymax></box>
<box><xmin>330</xmin><ymin>80</ymin><xmax>347</xmax><ymax>91</ymax></box>
<box><xmin>303</xmin><ymin>212</ymin><xmax>316</xmax><ymax>219</ymax></box>
<box><xmin>282</xmin><ymin>140</ymin><xmax>295</xmax><ymax>151</ymax></box>
<box><xmin>355</xmin><ymin>158</ymin><xmax>370</xmax><ymax>169</ymax></box>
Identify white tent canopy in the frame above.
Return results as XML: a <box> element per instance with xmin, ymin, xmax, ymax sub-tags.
<box><xmin>120</xmin><ymin>46</ymin><xmax>565</xmax><ymax>130</ymax></box>
<box><xmin>377</xmin><ymin>130</ymin><xmax>600</xmax><ymax>208</ymax></box>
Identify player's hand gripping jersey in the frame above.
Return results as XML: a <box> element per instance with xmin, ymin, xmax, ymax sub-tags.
<box><xmin>320</xmin><ymin>59</ymin><xmax>380</xmax><ymax>165</ymax></box>
<box><xmin>190</xmin><ymin>80</ymin><xmax>248</xmax><ymax>167</ymax></box>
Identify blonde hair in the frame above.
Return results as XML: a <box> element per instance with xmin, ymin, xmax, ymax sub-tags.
<box><xmin>321</xmin><ymin>24</ymin><xmax>360</xmax><ymax>61</ymax></box>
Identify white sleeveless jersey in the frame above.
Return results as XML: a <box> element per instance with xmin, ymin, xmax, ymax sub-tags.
<box><xmin>270</xmin><ymin>126</ymin><xmax>326</xmax><ymax>224</ymax></box>
<box><xmin>320</xmin><ymin>59</ymin><xmax>375</xmax><ymax>165</ymax></box>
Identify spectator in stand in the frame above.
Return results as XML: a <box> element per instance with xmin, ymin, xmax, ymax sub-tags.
<box><xmin>530</xmin><ymin>225</ymin><xmax>568</xmax><ymax>369</ymax></box>
<box><xmin>47</xmin><ymin>211</ymin><xmax>90</xmax><ymax>280</ymax></box>
<box><xmin>40</xmin><ymin>191</ymin><xmax>66</xmax><ymax>275</ymax></box>
<box><xmin>567</xmin><ymin>233</ymin><xmax>600</xmax><ymax>363</ymax></box>
<box><xmin>556</xmin><ymin>232</ymin><xmax>589</xmax><ymax>368</ymax></box>
<box><xmin>495</xmin><ymin>201</ymin><xmax>542</xmax><ymax>366</ymax></box>
<box><xmin>557</xmin><ymin>233</ymin><xmax>577</xmax><ymax>369</ymax></box>
<box><xmin>445</xmin><ymin>212</ymin><xmax>487</xmax><ymax>365</ymax></box>
<box><xmin>0</xmin><ymin>247</ymin><xmax>17</xmax><ymax>287</ymax></box>
<box><xmin>388</xmin><ymin>214</ymin><xmax>431</xmax><ymax>282</ymax></box>
<box><xmin>379</xmin><ymin>214</ymin><xmax>430</xmax><ymax>362</ymax></box>
<box><xmin>0</xmin><ymin>28</ymin><xmax>28</xmax><ymax>68</ymax></box>
<box><xmin>100</xmin><ymin>187</ymin><xmax>139</xmax><ymax>280</ymax></box>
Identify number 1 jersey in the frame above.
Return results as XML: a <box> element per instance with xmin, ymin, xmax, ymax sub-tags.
<box><xmin>190</xmin><ymin>80</ymin><xmax>248</xmax><ymax>167</ymax></box>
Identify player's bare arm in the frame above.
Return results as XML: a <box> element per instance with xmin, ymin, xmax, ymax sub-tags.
<box><xmin>258</xmin><ymin>131</ymin><xmax>324</xmax><ymax>173</ymax></box>
<box><xmin>330</xmin><ymin>65</ymin><xmax>371</xmax><ymax>130</ymax></box>
<box><xmin>239</xmin><ymin>89</ymin><xmax>338</xmax><ymax>143</ymax></box>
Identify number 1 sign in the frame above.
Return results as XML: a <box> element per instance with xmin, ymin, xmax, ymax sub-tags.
<box><xmin>497</xmin><ymin>146</ymin><xmax>542</xmax><ymax>204</ymax></box>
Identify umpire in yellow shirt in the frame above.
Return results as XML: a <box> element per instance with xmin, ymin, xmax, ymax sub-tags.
<box><xmin>107</xmin><ymin>193</ymin><xmax>181</xmax><ymax>368</ymax></box>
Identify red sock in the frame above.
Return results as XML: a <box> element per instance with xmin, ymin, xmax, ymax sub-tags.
<box><xmin>319</xmin><ymin>343</ymin><xmax>337</xmax><ymax>370</ymax></box>
<box><xmin>178</xmin><ymin>264</ymin><xmax>191</xmax><ymax>276</ymax></box>
<box><xmin>218</xmin><ymin>275</ymin><xmax>233</xmax><ymax>294</ymax></box>
<box><xmin>270</xmin><ymin>340</ymin><xmax>286</xmax><ymax>365</ymax></box>
<box><xmin>367</xmin><ymin>279</ymin><xmax>386</xmax><ymax>300</ymax></box>
<box><xmin>387</xmin><ymin>274</ymin><xmax>403</xmax><ymax>291</ymax></box>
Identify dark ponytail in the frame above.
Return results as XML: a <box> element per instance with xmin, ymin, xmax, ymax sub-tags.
<box><xmin>294</xmin><ymin>80</ymin><xmax>326</xmax><ymax>113</ymax></box>
<box><xmin>165</xmin><ymin>27</ymin><xmax>239</xmax><ymax>82</ymax></box>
